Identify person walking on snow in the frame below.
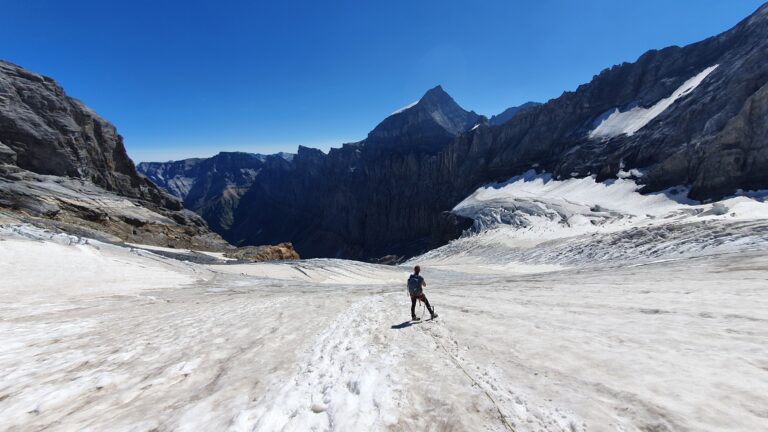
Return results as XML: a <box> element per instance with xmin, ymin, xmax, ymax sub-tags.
<box><xmin>407</xmin><ymin>265</ymin><xmax>437</xmax><ymax>321</ymax></box>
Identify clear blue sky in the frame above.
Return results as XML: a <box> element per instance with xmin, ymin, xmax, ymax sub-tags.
<box><xmin>2</xmin><ymin>1</ymin><xmax>764</xmax><ymax>162</ymax></box>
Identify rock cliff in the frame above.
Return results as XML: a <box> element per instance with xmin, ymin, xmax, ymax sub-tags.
<box><xmin>0</xmin><ymin>60</ymin><xmax>228</xmax><ymax>250</ymax></box>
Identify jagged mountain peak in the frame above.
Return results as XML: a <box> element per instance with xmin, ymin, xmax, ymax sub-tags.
<box><xmin>368</xmin><ymin>85</ymin><xmax>481</xmax><ymax>150</ymax></box>
<box><xmin>418</xmin><ymin>84</ymin><xmax>451</xmax><ymax>104</ymax></box>
<box><xmin>391</xmin><ymin>85</ymin><xmax>461</xmax><ymax>116</ymax></box>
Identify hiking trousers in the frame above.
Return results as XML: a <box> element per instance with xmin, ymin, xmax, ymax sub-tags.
<box><xmin>411</xmin><ymin>293</ymin><xmax>434</xmax><ymax>318</ymax></box>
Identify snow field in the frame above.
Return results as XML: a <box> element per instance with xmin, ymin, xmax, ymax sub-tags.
<box><xmin>0</xmin><ymin>225</ymin><xmax>198</xmax><ymax>303</ymax></box>
<box><xmin>2</xmin><ymin>189</ymin><xmax>768</xmax><ymax>432</ymax></box>
<box><xmin>213</xmin><ymin>259</ymin><xmax>404</xmax><ymax>285</ymax></box>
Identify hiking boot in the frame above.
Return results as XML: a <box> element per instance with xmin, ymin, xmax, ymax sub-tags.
<box><xmin>411</xmin><ymin>316</ymin><xmax>420</xmax><ymax>321</ymax></box>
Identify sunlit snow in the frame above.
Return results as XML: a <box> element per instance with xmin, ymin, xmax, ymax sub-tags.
<box><xmin>390</xmin><ymin>100</ymin><xmax>418</xmax><ymax>115</ymax></box>
<box><xmin>590</xmin><ymin>65</ymin><xmax>719</xmax><ymax>139</ymax></box>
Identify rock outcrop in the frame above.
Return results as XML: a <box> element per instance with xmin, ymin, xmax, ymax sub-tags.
<box><xmin>0</xmin><ymin>60</ymin><xmax>229</xmax><ymax>250</ymax></box>
<box><xmin>224</xmin><ymin>242</ymin><xmax>299</xmax><ymax>262</ymax></box>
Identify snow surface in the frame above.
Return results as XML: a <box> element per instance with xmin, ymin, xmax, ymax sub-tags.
<box><xmin>390</xmin><ymin>100</ymin><xmax>418</xmax><ymax>115</ymax></box>
<box><xmin>590</xmin><ymin>65</ymin><xmax>719</xmax><ymax>139</ymax></box>
<box><xmin>2</xmin><ymin>168</ymin><xmax>768</xmax><ymax>432</ymax></box>
<box><xmin>1</xmin><ymin>226</ymin><xmax>197</xmax><ymax>300</ymax></box>
<box><xmin>213</xmin><ymin>259</ymin><xmax>404</xmax><ymax>285</ymax></box>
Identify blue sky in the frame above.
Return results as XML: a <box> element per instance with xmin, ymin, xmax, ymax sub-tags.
<box><xmin>2</xmin><ymin>1</ymin><xmax>764</xmax><ymax>162</ymax></box>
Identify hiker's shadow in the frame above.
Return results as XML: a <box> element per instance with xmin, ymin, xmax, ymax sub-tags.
<box><xmin>390</xmin><ymin>320</ymin><xmax>421</xmax><ymax>330</ymax></box>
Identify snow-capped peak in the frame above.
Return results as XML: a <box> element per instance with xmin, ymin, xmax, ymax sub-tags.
<box><xmin>390</xmin><ymin>100</ymin><xmax>419</xmax><ymax>116</ymax></box>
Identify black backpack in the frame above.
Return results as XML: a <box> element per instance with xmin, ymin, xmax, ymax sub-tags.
<box><xmin>407</xmin><ymin>274</ymin><xmax>423</xmax><ymax>296</ymax></box>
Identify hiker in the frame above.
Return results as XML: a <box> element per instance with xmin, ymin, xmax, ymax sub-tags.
<box><xmin>407</xmin><ymin>265</ymin><xmax>437</xmax><ymax>320</ymax></box>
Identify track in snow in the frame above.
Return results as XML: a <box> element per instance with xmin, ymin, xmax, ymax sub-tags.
<box><xmin>243</xmin><ymin>294</ymin><xmax>404</xmax><ymax>431</ymax></box>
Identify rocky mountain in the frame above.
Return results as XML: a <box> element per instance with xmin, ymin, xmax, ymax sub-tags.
<box><xmin>366</xmin><ymin>85</ymin><xmax>484</xmax><ymax>152</ymax></box>
<box><xmin>488</xmin><ymin>101</ymin><xmax>541</xmax><ymax>126</ymax></box>
<box><xmin>458</xmin><ymin>3</ymin><xmax>768</xmax><ymax>201</ymax></box>
<box><xmin>136</xmin><ymin>157</ymin><xmax>205</xmax><ymax>199</ymax></box>
<box><xmin>137</xmin><ymin>152</ymin><xmax>295</xmax><ymax>233</ymax></box>
<box><xmin>136</xmin><ymin>152</ymin><xmax>295</xmax><ymax>201</ymax></box>
<box><xmin>0</xmin><ymin>60</ymin><xmax>227</xmax><ymax>250</ymax></box>
<box><xmin>143</xmin><ymin>4</ymin><xmax>768</xmax><ymax>260</ymax></box>
<box><xmin>144</xmin><ymin>86</ymin><xmax>481</xmax><ymax>258</ymax></box>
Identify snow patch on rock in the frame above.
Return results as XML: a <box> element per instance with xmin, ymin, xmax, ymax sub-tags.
<box><xmin>390</xmin><ymin>100</ymin><xmax>419</xmax><ymax>115</ymax></box>
<box><xmin>590</xmin><ymin>65</ymin><xmax>719</xmax><ymax>139</ymax></box>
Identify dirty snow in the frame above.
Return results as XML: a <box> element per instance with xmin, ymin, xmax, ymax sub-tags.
<box><xmin>590</xmin><ymin>65</ymin><xmax>719</xmax><ymax>139</ymax></box>
<box><xmin>2</xmin><ymin>168</ymin><xmax>768</xmax><ymax>432</ymax></box>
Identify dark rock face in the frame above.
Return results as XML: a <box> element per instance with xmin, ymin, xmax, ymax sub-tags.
<box><xmin>366</xmin><ymin>85</ymin><xmax>484</xmax><ymax>152</ymax></box>
<box><xmin>488</xmin><ymin>102</ymin><xmax>541</xmax><ymax>126</ymax></box>
<box><xmin>461</xmin><ymin>3</ymin><xmax>768</xmax><ymax>202</ymax></box>
<box><xmin>146</xmin><ymin>4</ymin><xmax>768</xmax><ymax>259</ymax></box>
<box><xmin>225</xmin><ymin>87</ymin><xmax>480</xmax><ymax>258</ymax></box>
<box><xmin>0</xmin><ymin>60</ymin><xmax>229</xmax><ymax>250</ymax></box>
<box><xmin>0</xmin><ymin>61</ymin><xmax>159</xmax><ymax>203</ymax></box>
<box><xmin>235</xmin><ymin>3</ymin><xmax>768</xmax><ymax>258</ymax></box>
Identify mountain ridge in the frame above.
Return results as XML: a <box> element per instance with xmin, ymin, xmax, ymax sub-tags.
<box><xmin>365</xmin><ymin>85</ymin><xmax>484</xmax><ymax>152</ymax></box>
<box><xmin>138</xmin><ymin>151</ymin><xmax>287</xmax><ymax>232</ymax></box>
<box><xmin>143</xmin><ymin>2</ymin><xmax>768</xmax><ymax>259</ymax></box>
<box><xmin>489</xmin><ymin>102</ymin><xmax>542</xmax><ymax>126</ymax></box>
